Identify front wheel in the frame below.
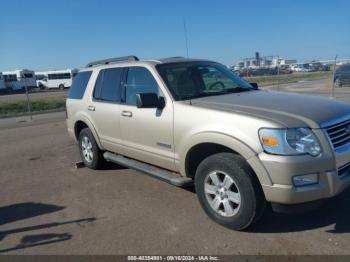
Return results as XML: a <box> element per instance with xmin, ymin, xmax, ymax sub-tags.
<box><xmin>195</xmin><ymin>153</ymin><xmax>266</xmax><ymax>230</ymax></box>
<box><xmin>334</xmin><ymin>77</ymin><xmax>342</xmax><ymax>87</ymax></box>
<box><xmin>59</xmin><ymin>84</ymin><xmax>65</xmax><ymax>90</ymax></box>
<box><xmin>78</xmin><ymin>128</ymin><xmax>105</xmax><ymax>169</ymax></box>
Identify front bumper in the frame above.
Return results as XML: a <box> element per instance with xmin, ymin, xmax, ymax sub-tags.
<box><xmin>258</xmin><ymin>151</ymin><xmax>350</xmax><ymax>204</ymax></box>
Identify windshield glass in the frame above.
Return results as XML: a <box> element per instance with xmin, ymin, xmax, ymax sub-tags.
<box><xmin>156</xmin><ymin>62</ymin><xmax>253</xmax><ymax>100</ymax></box>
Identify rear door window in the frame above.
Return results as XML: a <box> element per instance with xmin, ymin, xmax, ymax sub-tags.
<box><xmin>93</xmin><ymin>68</ymin><xmax>123</xmax><ymax>102</ymax></box>
<box><xmin>68</xmin><ymin>71</ymin><xmax>92</xmax><ymax>99</ymax></box>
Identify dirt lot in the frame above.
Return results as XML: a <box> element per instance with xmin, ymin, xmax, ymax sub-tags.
<box><xmin>0</xmin><ymin>110</ymin><xmax>350</xmax><ymax>255</ymax></box>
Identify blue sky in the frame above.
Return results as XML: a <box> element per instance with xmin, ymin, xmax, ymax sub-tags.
<box><xmin>0</xmin><ymin>0</ymin><xmax>349</xmax><ymax>71</ymax></box>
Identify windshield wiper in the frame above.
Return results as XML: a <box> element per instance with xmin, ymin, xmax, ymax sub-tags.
<box><xmin>182</xmin><ymin>87</ymin><xmax>253</xmax><ymax>100</ymax></box>
<box><xmin>223</xmin><ymin>87</ymin><xmax>253</xmax><ymax>93</ymax></box>
<box><xmin>200</xmin><ymin>87</ymin><xmax>252</xmax><ymax>95</ymax></box>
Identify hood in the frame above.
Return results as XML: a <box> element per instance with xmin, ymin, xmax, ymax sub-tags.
<box><xmin>190</xmin><ymin>90</ymin><xmax>350</xmax><ymax>128</ymax></box>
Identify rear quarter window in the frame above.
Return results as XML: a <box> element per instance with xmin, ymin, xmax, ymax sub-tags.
<box><xmin>68</xmin><ymin>71</ymin><xmax>92</xmax><ymax>99</ymax></box>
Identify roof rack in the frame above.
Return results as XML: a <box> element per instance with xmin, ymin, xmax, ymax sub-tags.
<box><xmin>86</xmin><ymin>55</ymin><xmax>139</xmax><ymax>68</ymax></box>
<box><xmin>159</xmin><ymin>56</ymin><xmax>185</xmax><ymax>60</ymax></box>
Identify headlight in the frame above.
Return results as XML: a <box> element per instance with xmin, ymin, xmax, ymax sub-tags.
<box><xmin>258</xmin><ymin>128</ymin><xmax>321</xmax><ymax>156</ymax></box>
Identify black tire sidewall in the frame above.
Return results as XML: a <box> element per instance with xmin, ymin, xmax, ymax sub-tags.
<box><xmin>78</xmin><ymin>128</ymin><xmax>101</xmax><ymax>169</ymax></box>
<box><xmin>195</xmin><ymin>153</ymin><xmax>263</xmax><ymax>230</ymax></box>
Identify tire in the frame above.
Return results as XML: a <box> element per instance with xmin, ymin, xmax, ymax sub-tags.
<box><xmin>78</xmin><ymin>128</ymin><xmax>105</xmax><ymax>169</ymax></box>
<box><xmin>59</xmin><ymin>84</ymin><xmax>64</xmax><ymax>90</ymax></box>
<box><xmin>334</xmin><ymin>77</ymin><xmax>342</xmax><ymax>87</ymax></box>
<box><xmin>195</xmin><ymin>152</ymin><xmax>266</xmax><ymax>230</ymax></box>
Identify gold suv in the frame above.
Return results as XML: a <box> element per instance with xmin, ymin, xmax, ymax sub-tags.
<box><xmin>67</xmin><ymin>56</ymin><xmax>350</xmax><ymax>230</ymax></box>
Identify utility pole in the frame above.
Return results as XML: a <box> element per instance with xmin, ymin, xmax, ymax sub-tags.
<box><xmin>276</xmin><ymin>56</ymin><xmax>281</xmax><ymax>91</ymax></box>
<box><xmin>22</xmin><ymin>72</ymin><xmax>32</xmax><ymax>120</ymax></box>
<box><xmin>331</xmin><ymin>54</ymin><xmax>338</xmax><ymax>98</ymax></box>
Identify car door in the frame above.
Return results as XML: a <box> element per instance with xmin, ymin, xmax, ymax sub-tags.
<box><xmin>118</xmin><ymin>66</ymin><xmax>175</xmax><ymax>170</ymax></box>
<box><xmin>88</xmin><ymin>67</ymin><xmax>124</xmax><ymax>154</ymax></box>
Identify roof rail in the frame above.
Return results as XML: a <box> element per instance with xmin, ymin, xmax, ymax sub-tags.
<box><xmin>86</xmin><ymin>55</ymin><xmax>139</xmax><ymax>68</ymax></box>
<box><xmin>159</xmin><ymin>56</ymin><xmax>185</xmax><ymax>60</ymax></box>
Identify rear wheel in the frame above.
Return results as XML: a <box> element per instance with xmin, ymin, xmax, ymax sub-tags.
<box><xmin>59</xmin><ymin>84</ymin><xmax>65</xmax><ymax>90</ymax></box>
<box><xmin>78</xmin><ymin>128</ymin><xmax>105</xmax><ymax>169</ymax></box>
<box><xmin>195</xmin><ymin>152</ymin><xmax>266</xmax><ymax>230</ymax></box>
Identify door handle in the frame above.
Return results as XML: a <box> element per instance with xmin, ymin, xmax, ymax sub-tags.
<box><xmin>121</xmin><ymin>110</ymin><xmax>133</xmax><ymax>117</ymax></box>
<box><xmin>88</xmin><ymin>105</ymin><xmax>95</xmax><ymax>111</ymax></box>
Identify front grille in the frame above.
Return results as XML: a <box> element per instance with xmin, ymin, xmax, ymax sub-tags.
<box><xmin>325</xmin><ymin>119</ymin><xmax>350</xmax><ymax>150</ymax></box>
<box><xmin>338</xmin><ymin>162</ymin><xmax>350</xmax><ymax>179</ymax></box>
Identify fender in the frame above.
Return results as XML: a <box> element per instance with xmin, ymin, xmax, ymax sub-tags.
<box><xmin>177</xmin><ymin>131</ymin><xmax>273</xmax><ymax>186</ymax></box>
<box><xmin>74</xmin><ymin>111</ymin><xmax>104</xmax><ymax>150</ymax></box>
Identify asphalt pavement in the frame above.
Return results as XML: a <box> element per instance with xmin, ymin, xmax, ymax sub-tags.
<box><xmin>1</xmin><ymin>87</ymin><xmax>350</xmax><ymax>254</ymax></box>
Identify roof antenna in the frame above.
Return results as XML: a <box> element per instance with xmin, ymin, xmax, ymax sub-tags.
<box><xmin>182</xmin><ymin>17</ymin><xmax>189</xmax><ymax>58</ymax></box>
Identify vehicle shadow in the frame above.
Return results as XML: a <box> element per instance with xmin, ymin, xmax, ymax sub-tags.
<box><xmin>248</xmin><ymin>188</ymin><xmax>350</xmax><ymax>234</ymax></box>
<box><xmin>0</xmin><ymin>217</ymin><xmax>96</xmax><ymax>242</ymax></box>
<box><xmin>0</xmin><ymin>202</ymin><xmax>96</xmax><ymax>253</ymax></box>
<box><xmin>0</xmin><ymin>202</ymin><xmax>65</xmax><ymax>226</ymax></box>
<box><xmin>0</xmin><ymin>233</ymin><xmax>72</xmax><ymax>253</ymax></box>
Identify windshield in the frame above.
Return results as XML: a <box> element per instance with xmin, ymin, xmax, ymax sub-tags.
<box><xmin>156</xmin><ymin>62</ymin><xmax>253</xmax><ymax>100</ymax></box>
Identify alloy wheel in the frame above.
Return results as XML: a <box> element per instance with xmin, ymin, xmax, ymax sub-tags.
<box><xmin>81</xmin><ymin>136</ymin><xmax>93</xmax><ymax>163</ymax></box>
<box><xmin>204</xmin><ymin>171</ymin><xmax>241</xmax><ymax>217</ymax></box>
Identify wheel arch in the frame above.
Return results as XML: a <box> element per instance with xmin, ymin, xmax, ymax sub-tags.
<box><xmin>73</xmin><ymin>116</ymin><xmax>103</xmax><ymax>150</ymax></box>
<box><xmin>180</xmin><ymin>132</ymin><xmax>272</xmax><ymax>186</ymax></box>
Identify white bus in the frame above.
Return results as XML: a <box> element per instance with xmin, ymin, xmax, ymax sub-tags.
<box><xmin>3</xmin><ymin>69</ymin><xmax>37</xmax><ymax>91</ymax></box>
<box><xmin>37</xmin><ymin>69</ymin><xmax>78</xmax><ymax>90</ymax></box>
<box><xmin>0</xmin><ymin>72</ymin><xmax>6</xmax><ymax>91</ymax></box>
<box><xmin>35</xmin><ymin>71</ymin><xmax>48</xmax><ymax>88</ymax></box>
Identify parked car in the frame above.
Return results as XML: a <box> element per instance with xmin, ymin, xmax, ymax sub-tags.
<box><xmin>292</xmin><ymin>64</ymin><xmax>314</xmax><ymax>72</ymax></box>
<box><xmin>232</xmin><ymin>69</ymin><xmax>249</xmax><ymax>77</ymax></box>
<box><xmin>279</xmin><ymin>65</ymin><xmax>293</xmax><ymax>74</ymax></box>
<box><xmin>309</xmin><ymin>62</ymin><xmax>330</xmax><ymax>72</ymax></box>
<box><xmin>67</xmin><ymin>56</ymin><xmax>350</xmax><ymax>230</ymax></box>
<box><xmin>249</xmin><ymin>68</ymin><xmax>278</xmax><ymax>76</ymax></box>
<box><xmin>334</xmin><ymin>64</ymin><xmax>350</xmax><ymax>87</ymax></box>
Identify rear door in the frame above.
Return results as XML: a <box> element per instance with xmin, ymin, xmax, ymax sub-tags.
<box><xmin>88</xmin><ymin>67</ymin><xmax>125</xmax><ymax>153</ymax></box>
<box><xmin>118</xmin><ymin>66</ymin><xmax>175</xmax><ymax>170</ymax></box>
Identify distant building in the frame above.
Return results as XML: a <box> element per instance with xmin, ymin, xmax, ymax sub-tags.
<box><xmin>234</xmin><ymin>52</ymin><xmax>296</xmax><ymax>69</ymax></box>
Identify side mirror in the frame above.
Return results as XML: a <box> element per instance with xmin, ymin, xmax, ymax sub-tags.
<box><xmin>136</xmin><ymin>93</ymin><xmax>165</xmax><ymax>109</ymax></box>
<box><xmin>250</xmin><ymin>82</ymin><xmax>258</xmax><ymax>90</ymax></box>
